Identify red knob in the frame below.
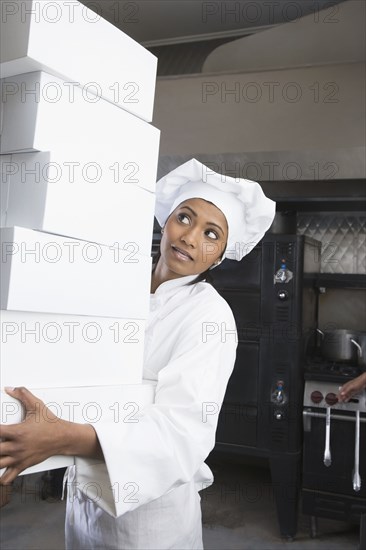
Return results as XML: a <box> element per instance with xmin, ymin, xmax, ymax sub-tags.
<box><xmin>325</xmin><ymin>392</ymin><xmax>338</xmax><ymax>406</ymax></box>
<box><xmin>311</xmin><ymin>390</ymin><xmax>323</xmax><ymax>404</ymax></box>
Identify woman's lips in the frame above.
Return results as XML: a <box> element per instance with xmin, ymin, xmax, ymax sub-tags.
<box><xmin>171</xmin><ymin>246</ymin><xmax>193</xmax><ymax>261</ymax></box>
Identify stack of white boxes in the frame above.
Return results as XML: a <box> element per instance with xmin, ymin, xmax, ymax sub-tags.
<box><xmin>0</xmin><ymin>1</ymin><xmax>160</xmax><ymax>474</ymax></box>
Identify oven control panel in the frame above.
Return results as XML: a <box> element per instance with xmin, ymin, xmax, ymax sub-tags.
<box><xmin>304</xmin><ymin>380</ymin><xmax>366</xmax><ymax>412</ymax></box>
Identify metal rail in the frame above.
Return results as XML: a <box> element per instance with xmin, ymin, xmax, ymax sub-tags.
<box><xmin>303</xmin><ymin>410</ymin><xmax>366</xmax><ymax>423</ymax></box>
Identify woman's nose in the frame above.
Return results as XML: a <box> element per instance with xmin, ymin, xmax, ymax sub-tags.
<box><xmin>181</xmin><ymin>228</ymin><xmax>197</xmax><ymax>247</ymax></box>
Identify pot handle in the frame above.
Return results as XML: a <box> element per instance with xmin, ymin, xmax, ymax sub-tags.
<box><xmin>316</xmin><ymin>329</ymin><xmax>324</xmax><ymax>339</ymax></box>
<box><xmin>351</xmin><ymin>339</ymin><xmax>362</xmax><ymax>358</ymax></box>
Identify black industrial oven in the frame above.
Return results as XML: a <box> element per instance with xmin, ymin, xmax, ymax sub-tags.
<box><xmin>210</xmin><ymin>233</ymin><xmax>321</xmax><ymax>539</ymax></box>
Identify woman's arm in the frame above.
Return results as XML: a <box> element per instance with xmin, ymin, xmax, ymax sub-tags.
<box><xmin>337</xmin><ymin>372</ymin><xmax>366</xmax><ymax>402</ymax></box>
<box><xmin>0</xmin><ymin>387</ymin><xmax>103</xmax><ymax>488</ymax></box>
<box><xmin>87</xmin><ymin>295</ymin><xmax>238</xmax><ymax>518</ymax></box>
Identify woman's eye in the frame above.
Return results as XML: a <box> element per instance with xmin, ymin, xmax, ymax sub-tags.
<box><xmin>177</xmin><ymin>213</ymin><xmax>190</xmax><ymax>224</ymax></box>
<box><xmin>206</xmin><ymin>230</ymin><xmax>218</xmax><ymax>240</ymax></box>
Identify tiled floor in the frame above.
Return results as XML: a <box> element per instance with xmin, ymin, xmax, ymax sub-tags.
<box><xmin>202</xmin><ymin>458</ymin><xmax>361</xmax><ymax>549</ymax></box>
<box><xmin>0</xmin><ymin>459</ymin><xmax>361</xmax><ymax>549</ymax></box>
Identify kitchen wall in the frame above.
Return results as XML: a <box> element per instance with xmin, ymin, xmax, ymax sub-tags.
<box><xmin>153</xmin><ymin>62</ymin><xmax>364</xmax><ymax>162</ymax></box>
<box><xmin>151</xmin><ymin>0</ymin><xmax>365</xmax><ymax>331</ymax></box>
<box><xmin>318</xmin><ymin>289</ymin><xmax>366</xmax><ymax>332</ymax></box>
<box><xmin>152</xmin><ymin>1</ymin><xmax>365</xmax><ymax>176</ymax></box>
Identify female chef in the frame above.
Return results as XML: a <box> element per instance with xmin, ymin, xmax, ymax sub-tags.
<box><xmin>0</xmin><ymin>159</ymin><xmax>275</xmax><ymax>549</ymax></box>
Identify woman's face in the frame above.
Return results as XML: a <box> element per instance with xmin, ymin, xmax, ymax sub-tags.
<box><xmin>159</xmin><ymin>198</ymin><xmax>228</xmax><ymax>277</ymax></box>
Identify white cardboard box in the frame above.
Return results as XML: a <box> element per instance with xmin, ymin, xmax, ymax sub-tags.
<box><xmin>0</xmin><ymin>382</ymin><xmax>156</xmax><ymax>475</ymax></box>
<box><xmin>0</xmin><ymin>73</ymin><xmax>160</xmax><ymax>192</ymax></box>
<box><xmin>0</xmin><ymin>0</ymin><xmax>157</xmax><ymax>122</ymax></box>
<box><xmin>0</xmin><ymin>154</ymin><xmax>11</xmax><ymax>225</ymax></box>
<box><xmin>1</xmin><ymin>227</ymin><xmax>152</xmax><ymax>319</ymax></box>
<box><xmin>0</xmin><ymin>310</ymin><xmax>146</xmax><ymax>388</ymax></box>
<box><xmin>1</xmin><ymin>151</ymin><xmax>156</xmax><ymax>254</ymax></box>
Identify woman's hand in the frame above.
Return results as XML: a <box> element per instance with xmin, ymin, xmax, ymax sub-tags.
<box><xmin>0</xmin><ymin>387</ymin><xmax>68</xmax><ymax>486</ymax></box>
<box><xmin>0</xmin><ymin>387</ymin><xmax>104</xmax><ymax>494</ymax></box>
<box><xmin>337</xmin><ymin>372</ymin><xmax>366</xmax><ymax>402</ymax></box>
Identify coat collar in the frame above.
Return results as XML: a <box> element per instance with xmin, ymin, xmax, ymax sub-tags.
<box><xmin>151</xmin><ymin>273</ymin><xmax>200</xmax><ymax>296</ymax></box>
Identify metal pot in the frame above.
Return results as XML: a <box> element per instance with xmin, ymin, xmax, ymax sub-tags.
<box><xmin>316</xmin><ymin>329</ymin><xmax>360</xmax><ymax>363</ymax></box>
<box><xmin>349</xmin><ymin>331</ymin><xmax>366</xmax><ymax>370</ymax></box>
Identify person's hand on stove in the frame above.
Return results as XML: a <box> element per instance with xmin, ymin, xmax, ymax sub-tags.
<box><xmin>337</xmin><ymin>372</ymin><xmax>366</xmax><ymax>402</ymax></box>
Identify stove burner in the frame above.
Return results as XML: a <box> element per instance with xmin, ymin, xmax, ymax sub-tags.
<box><xmin>305</xmin><ymin>356</ymin><xmax>361</xmax><ymax>382</ymax></box>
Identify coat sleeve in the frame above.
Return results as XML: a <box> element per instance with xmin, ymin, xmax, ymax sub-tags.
<box><xmin>76</xmin><ymin>298</ymin><xmax>238</xmax><ymax>518</ymax></box>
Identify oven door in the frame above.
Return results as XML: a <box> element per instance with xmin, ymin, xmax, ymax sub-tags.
<box><xmin>302</xmin><ymin>407</ymin><xmax>366</xmax><ymax>521</ymax></box>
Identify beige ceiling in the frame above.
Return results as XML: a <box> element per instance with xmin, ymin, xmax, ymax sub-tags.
<box><xmin>79</xmin><ymin>0</ymin><xmax>347</xmax><ymax>45</ymax></box>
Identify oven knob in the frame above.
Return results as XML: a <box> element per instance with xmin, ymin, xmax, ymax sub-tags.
<box><xmin>325</xmin><ymin>392</ymin><xmax>338</xmax><ymax>406</ymax></box>
<box><xmin>310</xmin><ymin>390</ymin><xmax>323</xmax><ymax>404</ymax></box>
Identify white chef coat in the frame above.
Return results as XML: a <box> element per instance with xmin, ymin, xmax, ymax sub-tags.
<box><xmin>65</xmin><ymin>273</ymin><xmax>237</xmax><ymax>549</ymax></box>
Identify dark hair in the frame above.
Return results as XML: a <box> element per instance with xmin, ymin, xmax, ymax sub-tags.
<box><xmin>152</xmin><ymin>249</ymin><xmax>215</xmax><ymax>285</ymax></box>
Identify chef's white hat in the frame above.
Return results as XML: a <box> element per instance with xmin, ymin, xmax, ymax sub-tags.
<box><xmin>155</xmin><ymin>158</ymin><xmax>276</xmax><ymax>262</ymax></box>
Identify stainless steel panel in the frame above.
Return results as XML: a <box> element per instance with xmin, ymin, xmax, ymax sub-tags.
<box><xmin>297</xmin><ymin>212</ymin><xmax>366</xmax><ymax>274</ymax></box>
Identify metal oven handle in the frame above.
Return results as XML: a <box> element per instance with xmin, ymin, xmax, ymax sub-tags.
<box><xmin>324</xmin><ymin>407</ymin><xmax>332</xmax><ymax>467</ymax></box>
<box><xmin>303</xmin><ymin>410</ymin><xmax>366</xmax><ymax>423</ymax></box>
<box><xmin>303</xmin><ymin>409</ymin><xmax>363</xmax><ymax>494</ymax></box>
<box><xmin>353</xmin><ymin>410</ymin><xmax>361</xmax><ymax>492</ymax></box>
